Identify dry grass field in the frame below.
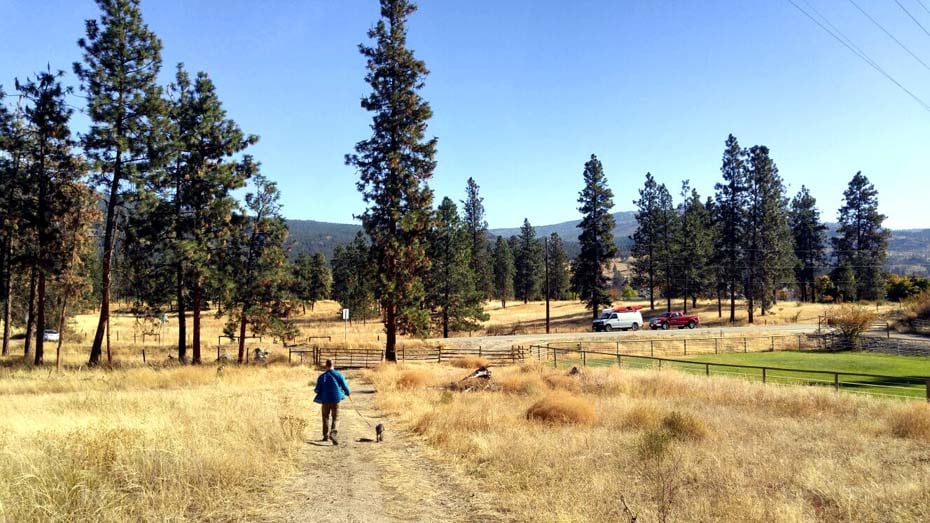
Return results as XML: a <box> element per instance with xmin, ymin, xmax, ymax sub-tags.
<box><xmin>0</xmin><ymin>365</ymin><xmax>314</xmax><ymax>522</ymax></box>
<box><xmin>366</xmin><ymin>362</ymin><xmax>930</xmax><ymax>522</ymax></box>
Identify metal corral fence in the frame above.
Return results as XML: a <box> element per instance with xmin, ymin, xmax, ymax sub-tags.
<box><xmin>289</xmin><ymin>344</ymin><xmax>527</xmax><ymax>368</ymax></box>
<box><xmin>528</xmin><ymin>344</ymin><xmax>930</xmax><ymax>402</ymax></box>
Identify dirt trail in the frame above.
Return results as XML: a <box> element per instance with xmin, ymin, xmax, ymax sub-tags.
<box><xmin>254</xmin><ymin>377</ymin><xmax>495</xmax><ymax>523</ymax></box>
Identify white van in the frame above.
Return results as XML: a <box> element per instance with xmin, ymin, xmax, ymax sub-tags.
<box><xmin>592</xmin><ymin>309</ymin><xmax>643</xmax><ymax>332</ymax></box>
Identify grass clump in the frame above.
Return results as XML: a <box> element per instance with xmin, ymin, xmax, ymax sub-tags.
<box><xmin>525</xmin><ymin>391</ymin><xmax>597</xmax><ymax>425</ymax></box>
<box><xmin>449</xmin><ymin>356</ymin><xmax>489</xmax><ymax>369</ymax></box>
<box><xmin>889</xmin><ymin>403</ymin><xmax>930</xmax><ymax>442</ymax></box>
<box><xmin>661</xmin><ymin>411</ymin><xmax>707</xmax><ymax>441</ymax></box>
<box><xmin>396</xmin><ymin>368</ymin><xmax>435</xmax><ymax>389</ymax></box>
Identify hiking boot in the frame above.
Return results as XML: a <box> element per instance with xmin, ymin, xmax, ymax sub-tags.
<box><xmin>329</xmin><ymin>430</ymin><xmax>339</xmax><ymax>445</ymax></box>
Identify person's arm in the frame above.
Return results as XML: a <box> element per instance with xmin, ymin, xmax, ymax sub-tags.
<box><xmin>314</xmin><ymin>374</ymin><xmax>322</xmax><ymax>394</ymax></box>
<box><xmin>337</xmin><ymin>372</ymin><xmax>350</xmax><ymax>396</ymax></box>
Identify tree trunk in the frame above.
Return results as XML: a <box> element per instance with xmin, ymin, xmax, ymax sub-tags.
<box><xmin>729</xmin><ymin>286</ymin><xmax>736</xmax><ymax>323</ymax></box>
<box><xmin>192</xmin><ymin>277</ymin><xmax>202</xmax><ymax>364</ymax></box>
<box><xmin>717</xmin><ymin>289</ymin><xmax>722</xmax><ymax>318</ymax></box>
<box><xmin>177</xmin><ymin>265</ymin><xmax>187</xmax><ymax>362</ymax></box>
<box><xmin>24</xmin><ymin>264</ymin><xmax>37</xmax><ymax>358</ymax></box>
<box><xmin>237</xmin><ymin>312</ymin><xmax>247</xmax><ymax>363</ymax></box>
<box><xmin>385</xmin><ymin>300</ymin><xmax>397</xmax><ymax>362</ymax></box>
<box><xmin>90</xmin><ymin>163</ymin><xmax>121</xmax><ymax>366</ymax></box>
<box><xmin>34</xmin><ymin>271</ymin><xmax>45</xmax><ymax>366</ymax></box>
<box><xmin>1</xmin><ymin>241</ymin><xmax>11</xmax><ymax>357</ymax></box>
<box><xmin>56</xmin><ymin>292</ymin><xmax>68</xmax><ymax>371</ymax></box>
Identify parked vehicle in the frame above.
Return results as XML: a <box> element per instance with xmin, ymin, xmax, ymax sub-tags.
<box><xmin>42</xmin><ymin>329</ymin><xmax>60</xmax><ymax>341</ymax></box>
<box><xmin>593</xmin><ymin>309</ymin><xmax>643</xmax><ymax>332</ymax></box>
<box><xmin>649</xmin><ymin>311</ymin><xmax>699</xmax><ymax>330</ymax></box>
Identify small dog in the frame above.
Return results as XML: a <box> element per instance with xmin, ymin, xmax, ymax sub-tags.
<box><xmin>375</xmin><ymin>423</ymin><xmax>385</xmax><ymax>443</ymax></box>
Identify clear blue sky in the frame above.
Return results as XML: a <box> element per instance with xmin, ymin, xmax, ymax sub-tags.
<box><xmin>2</xmin><ymin>0</ymin><xmax>928</xmax><ymax>229</ymax></box>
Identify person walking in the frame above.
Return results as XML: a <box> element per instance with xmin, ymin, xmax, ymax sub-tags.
<box><xmin>314</xmin><ymin>359</ymin><xmax>351</xmax><ymax>445</ymax></box>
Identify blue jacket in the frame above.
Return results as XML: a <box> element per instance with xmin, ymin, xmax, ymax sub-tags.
<box><xmin>314</xmin><ymin>369</ymin><xmax>350</xmax><ymax>404</ymax></box>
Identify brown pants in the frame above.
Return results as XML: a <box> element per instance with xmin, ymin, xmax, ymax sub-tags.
<box><xmin>321</xmin><ymin>402</ymin><xmax>339</xmax><ymax>438</ymax></box>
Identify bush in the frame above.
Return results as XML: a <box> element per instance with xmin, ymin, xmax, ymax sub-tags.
<box><xmin>889</xmin><ymin>403</ymin><xmax>930</xmax><ymax>442</ymax></box>
<box><xmin>525</xmin><ymin>391</ymin><xmax>597</xmax><ymax>425</ymax></box>
<box><xmin>661</xmin><ymin>411</ymin><xmax>707</xmax><ymax>441</ymax></box>
<box><xmin>828</xmin><ymin>304</ymin><xmax>875</xmax><ymax>346</ymax></box>
<box><xmin>500</xmin><ymin>374</ymin><xmax>545</xmax><ymax>395</ymax></box>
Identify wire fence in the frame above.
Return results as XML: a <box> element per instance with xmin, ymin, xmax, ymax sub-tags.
<box><xmin>527</xmin><ymin>344</ymin><xmax>930</xmax><ymax>402</ymax></box>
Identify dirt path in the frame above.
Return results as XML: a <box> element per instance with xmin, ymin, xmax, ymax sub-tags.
<box><xmin>254</xmin><ymin>377</ymin><xmax>495</xmax><ymax>523</ymax></box>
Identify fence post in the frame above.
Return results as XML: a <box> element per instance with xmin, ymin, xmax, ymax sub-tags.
<box><xmin>650</xmin><ymin>340</ymin><xmax>654</xmax><ymax>358</ymax></box>
<box><xmin>616</xmin><ymin>341</ymin><xmax>620</xmax><ymax>356</ymax></box>
<box><xmin>887</xmin><ymin>323</ymin><xmax>891</xmax><ymax>339</ymax></box>
<box><xmin>771</xmin><ymin>336</ymin><xmax>775</xmax><ymax>352</ymax></box>
<box><xmin>743</xmin><ymin>338</ymin><xmax>747</xmax><ymax>353</ymax></box>
<box><xmin>834</xmin><ymin>373</ymin><xmax>840</xmax><ymax>391</ymax></box>
<box><xmin>659</xmin><ymin>359</ymin><xmax>663</xmax><ymax>370</ymax></box>
<box><xmin>142</xmin><ymin>349</ymin><xmax>146</xmax><ymax>364</ymax></box>
<box><xmin>715</xmin><ymin>338</ymin><xmax>718</xmax><ymax>354</ymax></box>
<box><xmin>437</xmin><ymin>346</ymin><xmax>442</xmax><ymax>364</ymax></box>
<box><xmin>683</xmin><ymin>339</ymin><xmax>687</xmax><ymax>356</ymax></box>
<box><xmin>762</xmin><ymin>367</ymin><xmax>766</xmax><ymax>384</ymax></box>
<box><xmin>798</xmin><ymin>335</ymin><xmax>801</xmax><ymax>351</ymax></box>
<box><xmin>553</xmin><ymin>349</ymin><xmax>558</xmax><ymax>368</ymax></box>
<box><xmin>617</xmin><ymin>353</ymin><xmax>622</xmax><ymax>368</ymax></box>
<box><xmin>705</xmin><ymin>363</ymin><xmax>709</xmax><ymax>376</ymax></box>
<box><xmin>478</xmin><ymin>346</ymin><xmax>482</xmax><ymax>358</ymax></box>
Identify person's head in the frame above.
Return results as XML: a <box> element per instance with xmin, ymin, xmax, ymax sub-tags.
<box><xmin>325</xmin><ymin>359</ymin><xmax>334</xmax><ymax>370</ymax></box>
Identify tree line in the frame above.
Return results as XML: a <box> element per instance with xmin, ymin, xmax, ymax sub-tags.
<box><xmin>629</xmin><ymin>133</ymin><xmax>891</xmax><ymax>322</ymax></box>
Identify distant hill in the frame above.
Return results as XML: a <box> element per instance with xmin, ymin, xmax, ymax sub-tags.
<box><xmin>287</xmin><ymin>215</ymin><xmax>930</xmax><ymax>275</ymax></box>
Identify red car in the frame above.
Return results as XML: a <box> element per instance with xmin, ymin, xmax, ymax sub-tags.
<box><xmin>649</xmin><ymin>311</ymin><xmax>699</xmax><ymax>330</ymax></box>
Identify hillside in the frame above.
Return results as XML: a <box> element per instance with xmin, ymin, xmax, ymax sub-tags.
<box><xmin>286</xmin><ymin>215</ymin><xmax>930</xmax><ymax>274</ymax></box>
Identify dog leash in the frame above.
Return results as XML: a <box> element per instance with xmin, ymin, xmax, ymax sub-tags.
<box><xmin>346</xmin><ymin>394</ymin><xmax>374</xmax><ymax>429</ymax></box>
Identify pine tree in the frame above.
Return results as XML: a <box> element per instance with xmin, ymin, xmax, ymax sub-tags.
<box><xmin>546</xmin><ymin>233</ymin><xmax>571</xmax><ymax>300</ymax></box>
<box><xmin>74</xmin><ymin>0</ymin><xmax>164</xmax><ymax>366</ymax></box>
<box><xmin>462</xmin><ymin>177</ymin><xmax>493</xmax><ymax>299</ymax></box>
<box><xmin>631</xmin><ymin>172</ymin><xmax>661</xmax><ymax>310</ymax></box>
<box><xmin>346</xmin><ymin>0</ymin><xmax>436</xmax><ymax>361</ymax></box>
<box><xmin>291</xmin><ymin>253</ymin><xmax>315</xmax><ymax>314</ymax></box>
<box><xmin>789</xmin><ymin>186</ymin><xmax>827</xmax><ymax>302</ymax></box>
<box><xmin>426</xmin><ymin>197</ymin><xmax>488</xmax><ymax>337</ymax></box>
<box><xmin>676</xmin><ymin>181</ymin><xmax>713</xmax><ymax>312</ymax></box>
<box><xmin>654</xmin><ymin>183</ymin><xmax>679</xmax><ymax>312</ymax></box>
<box><xmin>713</xmin><ymin>134</ymin><xmax>747</xmax><ymax>322</ymax></box>
<box><xmin>513</xmin><ymin>219</ymin><xmax>543</xmax><ymax>303</ymax></box>
<box><xmin>331</xmin><ymin>232</ymin><xmax>378</xmax><ymax>322</ymax></box>
<box><xmin>832</xmin><ymin>172</ymin><xmax>890</xmax><ymax>301</ymax></box>
<box><xmin>163</xmin><ymin>66</ymin><xmax>256</xmax><ymax>364</ymax></box>
<box><xmin>571</xmin><ymin>154</ymin><xmax>617</xmax><ymax>319</ymax></box>
<box><xmin>492</xmin><ymin>236</ymin><xmax>515</xmax><ymax>308</ymax></box>
<box><xmin>0</xmin><ymin>90</ymin><xmax>16</xmax><ymax>357</ymax></box>
<box><xmin>743</xmin><ymin>145</ymin><xmax>795</xmax><ymax>321</ymax></box>
<box><xmin>15</xmin><ymin>70</ymin><xmax>85</xmax><ymax>365</ymax></box>
<box><xmin>218</xmin><ymin>173</ymin><xmax>293</xmax><ymax>363</ymax></box>
<box><xmin>308</xmin><ymin>253</ymin><xmax>332</xmax><ymax>310</ymax></box>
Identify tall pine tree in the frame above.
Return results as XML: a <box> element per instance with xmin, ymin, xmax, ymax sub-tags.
<box><xmin>789</xmin><ymin>186</ymin><xmax>827</xmax><ymax>302</ymax></box>
<box><xmin>346</xmin><ymin>0</ymin><xmax>436</xmax><ymax>361</ymax></box>
<box><xmin>492</xmin><ymin>236</ymin><xmax>515</xmax><ymax>308</ymax></box>
<box><xmin>546</xmin><ymin>233</ymin><xmax>571</xmax><ymax>300</ymax></box>
<box><xmin>426</xmin><ymin>197</ymin><xmax>488</xmax><ymax>337</ymax></box>
<box><xmin>832</xmin><ymin>172</ymin><xmax>890</xmax><ymax>301</ymax></box>
<box><xmin>631</xmin><ymin>172</ymin><xmax>661</xmax><ymax>310</ymax></box>
<box><xmin>462</xmin><ymin>177</ymin><xmax>493</xmax><ymax>299</ymax></box>
<box><xmin>676</xmin><ymin>181</ymin><xmax>713</xmax><ymax>312</ymax></box>
<box><xmin>74</xmin><ymin>0</ymin><xmax>164</xmax><ymax>365</ymax></box>
<box><xmin>571</xmin><ymin>154</ymin><xmax>617</xmax><ymax>319</ymax></box>
<box><xmin>513</xmin><ymin>219</ymin><xmax>543</xmax><ymax>303</ymax></box>
<box><xmin>713</xmin><ymin>134</ymin><xmax>747</xmax><ymax>322</ymax></box>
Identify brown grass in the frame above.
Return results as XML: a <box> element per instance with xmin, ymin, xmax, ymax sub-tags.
<box><xmin>396</xmin><ymin>368</ymin><xmax>435</xmax><ymax>389</ymax></box>
<box><xmin>525</xmin><ymin>391</ymin><xmax>598</xmax><ymax>425</ymax></box>
<box><xmin>448</xmin><ymin>355</ymin><xmax>489</xmax><ymax>368</ymax></box>
<box><xmin>0</xmin><ymin>365</ymin><xmax>312</xmax><ymax>521</ymax></box>
<box><xmin>371</xmin><ymin>364</ymin><xmax>930</xmax><ymax>522</ymax></box>
<box><xmin>889</xmin><ymin>403</ymin><xmax>930</xmax><ymax>442</ymax></box>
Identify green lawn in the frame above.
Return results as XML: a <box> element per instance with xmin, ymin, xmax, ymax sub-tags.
<box><xmin>549</xmin><ymin>350</ymin><xmax>930</xmax><ymax>399</ymax></box>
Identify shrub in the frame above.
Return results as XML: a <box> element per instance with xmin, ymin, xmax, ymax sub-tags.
<box><xmin>889</xmin><ymin>403</ymin><xmax>930</xmax><ymax>442</ymax></box>
<box><xmin>449</xmin><ymin>356</ymin><xmax>489</xmax><ymax>369</ymax></box>
<box><xmin>661</xmin><ymin>411</ymin><xmax>707</xmax><ymax>441</ymax></box>
<box><xmin>543</xmin><ymin>373</ymin><xmax>582</xmax><ymax>392</ymax></box>
<box><xmin>500</xmin><ymin>374</ymin><xmax>546</xmax><ymax>395</ymax></box>
<box><xmin>622</xmin><ymin>404</ymin><xmax>661</xmax><ymax>430</ymax></box>
<box><xmin>525</xmin><ymin>391</ymin><xmax>597</xmax><ymax>425</ymax></box>
<box><xmin>828</xmin><ymin>304</ymin><xmax>875</xmax><ymax>347</ymax></box>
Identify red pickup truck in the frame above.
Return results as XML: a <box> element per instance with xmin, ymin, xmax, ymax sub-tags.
<box><xmin>649</xmin><ymin>311</ymin><xmax>699</xmax><ymax>330</ymax></box>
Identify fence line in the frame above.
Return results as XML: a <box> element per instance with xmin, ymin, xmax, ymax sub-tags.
<box><xmin>528</xmin><ymin>344</ymin><xmax>930</xmax><ymax>402</ymax></box>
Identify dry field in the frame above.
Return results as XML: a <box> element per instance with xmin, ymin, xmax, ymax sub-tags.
<box><xmin>0</xmin><ymin>365</ymin><xmax>315</xmax><ymax>522</ymax></box>
<box><xmin>366</xmin><ymin>362</ymin><xmax>930</xmax><ymax>522</ymax></box>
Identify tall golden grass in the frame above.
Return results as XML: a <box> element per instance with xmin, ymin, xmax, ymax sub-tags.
<box><xmin>365</xmin><ymin>363</ymin><xmax>930</xmax><ymax>522</ymax></box>
<box><xmin>0</xmin><ymin>365</ymin><xmax>313</xmax><ymax>522</ymax></box>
